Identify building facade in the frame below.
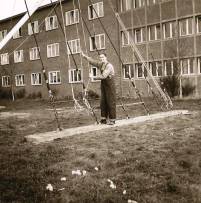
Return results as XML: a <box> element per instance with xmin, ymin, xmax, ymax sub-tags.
<box><xmin>0</xmin><ymin>0</ymin><xmax>201</xmax><ymax>99</ymax></box>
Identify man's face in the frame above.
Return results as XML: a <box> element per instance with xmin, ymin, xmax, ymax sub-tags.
<box><xmin>99</xmin><ymin>54</ymin><xmax>107</xmax><ymax>63</ymax></box>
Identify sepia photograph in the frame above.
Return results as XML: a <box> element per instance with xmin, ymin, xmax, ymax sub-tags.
<box><xmin>0</xmin><ymin>0</ymin><xmax>201</xmax><ymax>202</ymax></box>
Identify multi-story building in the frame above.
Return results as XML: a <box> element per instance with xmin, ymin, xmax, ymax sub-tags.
<box><xmin>0</xmin><ymin>0</ymin><xmax>201</xmax><ymax>99</ymax></box>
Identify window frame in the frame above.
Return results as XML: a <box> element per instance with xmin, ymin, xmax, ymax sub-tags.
<box><xmin>65</xmin><ymin>9</ymin><xmax>79</xmax><ymax>26</ymax></box>
<box><xmin>89</xmin><ymin>33</ymin><xmax>105</xmax><ymax>51</ymax></box>
<box><xmin>15</xmin><ymin>74</ymin><xmax>25</xmax><ymax>87</ymax></box>
<box><xmin>2</xmin><ymin>76</ymin><xmax>11</xmax><ymax>87</ymax></box>
<box><xmin>48</xmin><ymin>71</ymin><xmax>61</xmax><ymax>84</ymax></box>
<box><xmin>14</xmin><ymin>50</ymin><xmax>24</xmax><ymax>63</ymax></box>
<box><xmin>31</xmin><ymin>72</ymin><xmax>42</xmax><ymax>86</ymax></box>
<box><xmin>47</xmin><ymin>43</ymin><xmax>60</xmax><ymax>58</ymax></box>
<box><xmin>88</xmin><ymin>1</ymin><xmax>104</xmax><ymax>20</ymax></box>
<box><xmin>0</xmin><ymin>53</ymin><xmax>9</xmax><ymax>65</ymax></box>
<box><xmin>69</xmin><ymin>69</ymin><xmax>83</xmax><ymax>83</ymax></box>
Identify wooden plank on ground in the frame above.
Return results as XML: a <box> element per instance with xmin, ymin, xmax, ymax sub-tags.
<box><xmin>25</xmin><ymin>110</ymin><xmax>189</xmax><ymax>144</ymax></box>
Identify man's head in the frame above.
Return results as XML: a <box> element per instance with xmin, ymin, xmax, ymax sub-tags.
<box><xmin>99</xmin><ymin>53</ymin><xmax>107</xmax><ymax>63</ymax></box>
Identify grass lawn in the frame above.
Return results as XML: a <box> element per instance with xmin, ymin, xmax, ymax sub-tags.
<box><xmin>0</xmin><ymin>98</ymin><xmax>201</xmax><ymax>203</ymax></box>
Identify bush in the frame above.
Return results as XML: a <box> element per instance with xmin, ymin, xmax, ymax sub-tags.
<box><xmin>160</xmin><ymin>75</ymin><xmax>180</xmax><ymax>98</ymax></box>
<box><xmin>182</xmin><ymin>82</ymin><xmax>195</xmax><ymax>97</ymax></box>
<box><xmin>0</xmin><ymin>88</ymin><xmax>12</xmax><ymax>99</ymax></box>
<box><xmin>87</xmin><ymin>89</ymin><xmax>100</xmax><ymax>99</ymax></box>
<box><xmin>27</xmin><ymin>92</ymin><xmax>42</xmax><ymax>99</ymax></box>
<box><xmin>15</xmin><ymin>89</ymin><xmax>26</xmax><ymax>99</ymax></box>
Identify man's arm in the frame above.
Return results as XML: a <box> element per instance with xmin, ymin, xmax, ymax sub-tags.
<box><xmin>81</xmin><ymin>52</ymin><xmax>102</xmax><ymax>68</ymax></box>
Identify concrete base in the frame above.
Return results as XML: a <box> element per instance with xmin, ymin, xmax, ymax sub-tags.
<box><xmin>25</xmin><ymin>110</ymin><xmax>189</xmax><ymax>144</ymax></box>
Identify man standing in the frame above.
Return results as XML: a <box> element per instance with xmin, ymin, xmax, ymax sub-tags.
<box><xmin>81</xmin><ymin>52</ymin><xmax>116</xmax><ymax>125</ymax></box>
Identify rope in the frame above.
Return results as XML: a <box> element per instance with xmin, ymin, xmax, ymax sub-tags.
<box><xmin>58</xmin><ymin>0</ymin><xmax>83</xmax><ymax>112</ymax></box>
<box><xmin>24</xmin><ymin>0</ymin><xmax>62</xmax><ymax>131</ymax></box>
<box><xmin>107</xmin><ymin>0</ymin><xmax>173</xmax><ymax>110</ymax></box>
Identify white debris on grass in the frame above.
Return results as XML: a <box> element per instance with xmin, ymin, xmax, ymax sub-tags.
<box><xmin>82</xmin><ymin>170</ymin><xmax>87</xmax><ymax>176</ymax></box>
<box><xmin>94</xmin><ymin>167</ymin><xmax>99</xmax><ymax>171</ymax></box>
<box><xmin>72</xmin><ymin>170</ymin><xmax>82</xmax><ymax>176</ymax></box>
<box><xmin>46</xmin><ymin>184</ymin><xmax>53</xmax><ymax>191</ymax></box>
<box><xmin>107</xmin><ymin>179</ymin><xmax>116</xmax><ymax>189</ymax></box>
<box><xmin>72</xmin><ymin>170</ymin><xmax>87</xmax><ymax>176</ymax></box>
<box><xmin>60</xmin><ymin>177</ymin><xmax>66</xmax><ymax>181</ymax></box>
<box><xmin>123</xmin><ymin>190</ymin><xmax>127</xmax><ymax>195</ymax></box>
<box><xmin>58</xmin><ymin>188</ymin><xmax>65</xmax><ymax>191</ymax></box>
<box><xmin>128</xmin><ymin>200</ymin><xmax>138</xmax><ymax>203</ymax></box>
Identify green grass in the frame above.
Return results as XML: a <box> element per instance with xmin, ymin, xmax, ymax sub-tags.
<box><xmin>0</xmin><ymin>99</ymin><xmax>201</xmax><ymax>202</ymax></box>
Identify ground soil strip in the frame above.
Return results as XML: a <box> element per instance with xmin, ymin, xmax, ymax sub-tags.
<box><xmin>25</xmin><ymin>110</ymin><xmax>189</xmax><ymax>144</ymax></box>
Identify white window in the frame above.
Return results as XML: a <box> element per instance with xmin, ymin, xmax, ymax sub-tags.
<box><xmin>31</xmin><ymin>73</ymin><xmax>42</xmax><ymax>85</ymax></box>
<box><xmin>179</xmin><ymin>18</ymin><xmax>193</xmax><ymax>36</ymax></box>
<box><xmin>48</xmin><ymin>71</ymin><xmax>61</xmax><ymax>84</ymax></box>
<box><xmin>164</xmin><ymin>60</ymin><xmax>178</xmax><ymax>76</ymax></box>
<box><xmin>45</xmin><ymin>15</ymin><xmax>58</xmax><ymax>31</ymax></box>
<box><xmin>47</xmin><ymin>43</ymin><xmax>59</xmax><ymax>58</ymax></box>
<box><xmin>147</xmin><ymin>0</ymin><xmax>157</xmax><ymax>6</ymax></box>
<box><xmin>88</xmin><ymin>2</ymin><xmax>104</xmax><ymax>20</ymax></box>
<box><xmin>13</xmin><ymin>28</ymin><xmax>22</xmax><ymax>39</ymax></box>
<box><xmin>29</xmin><ymin>47</ymin><xmax>40</xmax><ymax>60</ymax></box>
<box><xmin>66</xmin><ymin>9</ymin><xmax>79</xmax><ymax>26</ymax></box>
<box><xmin>163</xmin><ymin>21</ymin><xmax>176</xmax><ymax>39</ymax></box>
<box><xmin>148</xmin><ymin>24</ymin><xmax>160</xmax><ymax>41</ymax></box>
<box><xmin>134</xmin><ymin>0</ymin><xmax>145</xmax><ymax>8</ymax></box>
<box><xmin>149</xmin><ymin>61</ymin><xmax>163</xmax><ymax>77</ymax></box>
<box><xmin>123</xmin><ymin>64</ymin><xmax>134</xmax><ymax>79</ymax></box>
<box><xmin>121</xmin><ymin>30</ymin><xmax>131</xmax><ymax>46</ymax></box>
<box><xmin>2</xmin><ymin>76</ymin><xmax>11</xmax><ymax>87</ymax></box>
<box><xmin>0</xmin><ymin>30</ymin><xmax>7</xmax><ymax>41</ymax></box>
<box><xmin>15</xmin><ymin>74</ymin><xmax>25</xmax><ymax>86</ymax></box>
<box><xmin>180</xmin><ymin>58</ymin><xmax>194</xmax><ymax>75</ymax></box>
<box><xmin>197</xmin><ymin>57</ymin><xmax>201</xmax><ymax>74</ymax></box>
<box><xmin>90</xmin><ymin>34</ymin><xmax>105</xmax><ymax>51</ymax></box>
<box><xmin>134</xmin><ymin>27</ymin><xmax>145</xmax><ymax>43</ymax></box>
<box><xmin>90</xmin><ymin>66</ymin><xmax>100</xmax><ymax>81</ymax></box>
<box><xmin>69</xmin><ymin>69</ymin><xmax>82</xmax><ymax>83</ymax></box>
<box><xmin>28</xmin><ymin>21</ymin><xmax>39</xmax><ymax>35</ymax></box>
<box><xmin>196</xmin><ymin>16</ymin><xmax>201</xmax><ymax>34</ymax></box>
<box><xmin>136</xmin><ymin>63</ymin><xmax>147</xmax><ymax>78</ymax></box>
<box><xmin>14</xmin><ymin>50</ymin><xmax>24</xmax><ymax>63</ymax></box>
<box><xmin>1</xmin><ymin>53</ymin><xmax>9</xmax><ymax>65</ymax></box>
<box><xmin>67</xmin><ymin>39</ymin><xmax>81</xmax><ymax>54</ymax></box>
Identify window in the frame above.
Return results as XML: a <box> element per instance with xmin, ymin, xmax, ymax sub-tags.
<box><xmin>180</xmin><ymin>58</ymin><xmax>194</xmax><ymax>75</ymax></box>
<box><xmin>88</xmin><ymin>2</ymin><xmax>104</xmax><ymax>20</ymax></box>
<box><xmin>47</xmin><ymin>43</ymin><xmax>59</xmax><ymax>58</ymax></box>
<box><xmin>30</xmin><ymin>47</ymin><xmax>40</xmax><ymax>60</ymax></box>
<box><xmin>134</xmin><ymin>0</ymin><xmax>145</xmax><ymax>8</ymax></box>
<box><xmin>28</xmin><ymin>21</ymin><xmax>39</xmax><ymax>35</ymax></box>
<box><xmin>13</xmin><ymin>28</ymin><xmax>22</xmax><ymax>39</ymax></box>
<box><xmin>134</xmin><ymin>27</ymin><xmax>145</xmax><ymax>43</ymax></box>
<box><xmin>45</xmin><ymin>15</ymin><xmax>58</xmax><ymax>31</ymax></box>
<box><xmin>0</xmin><ymin>53</ymin><xmax>9</xmax><ymax>65</ymax></box>
<box><xmin>120</xmin><ymin>0</ymin><xmax>145</xmax><ymax>11</ymax></box>
<box><xmin>149</xmin><ymin>61</ymin><xmax>163</xmax><ymax>77</ymax></box>
<box><xmin>66</xmin><ymin>9</ymin><xmax>79</xmax><ymax>26</ymax></box>
<box><xmin>69</xmin><ymin>69</ymin><xmax>82</xmax><ymax>83</ymax></box>
<box><xmin>48</xmin><ymin>71</ymin><xmax>61</xmax><ymax>84</ymax></box>
<box><xmin>147</xmin><ymin>0</ymin><xmax>158</xmax><ymax>6</ymax></box>
<box><xmin>0</xmin><ymin>30</ymin><xmax>7</xmax><ymax>41</ymax></box>
<box><xmin>123</xmin><ymin>64</ymin><xmax>134</xmax><ymax>78</ymax></box>
<box><xmin>179</xmin><ymin>18</ymin><xmax>193</xmax><ymax>36</ymax></box>
<box><xmin>67</xmin><ymin>39</ymin><xmax>81</xmax><ymax>54</ymax></box>
<box><xmin>91</xmin><ymin>66</ymin><xmax>100</xmax><ymax>81</ymax></box>
<box><xmin>196</xmin><ymin>16</ymin><xmax>201</xmax><ymax>34</ymax></box>
<box><xmin>164</xmin><ymin>60</ymin><xmax>178</xmax><ymax>76</ymax></box>
<box><xmin>163</xmin><ymin>21</ymin><xmax>176</xmax><ymax>39</ymax></box>
<box><xmin>14</xmin><ymin>50</ymin><xmax>24</xmax><ymax>63</ymax></box>
<box><xmin>121</xmin><ymin>30</ymin><xmax>133</xmax><ymax>46</ymax></box>
<box><xmin>136</xmin><ymin>63</ymin><xmax>147</xmax><ymax>78</ymax></box>
<box><xmin>15</xmin><ymin>74</ymin><xmax>25</xmax><ymax>86</ymax></box>
<box><xmin>197</xmin><ymin>57</ymin><xmax>201</xmax><ymax>74</ymax></box>
<box><xmin>2</xmin><ymin>76</ymin><xmax>11</xmax><ymax>87</ymax></box>
<box><xmin>148</xmin><ymin>24</ymin><xmax>160</xmax><ymax>41</ymax></box>
<box><xmin>90</xmin><ymin>34</ymin><xmax>105</xmax><ymax>51</ymax></box>
<box><xmin>31</xmin><ymin>73</ymin><xmax>42</xmax><ymax>85</ymax></box>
